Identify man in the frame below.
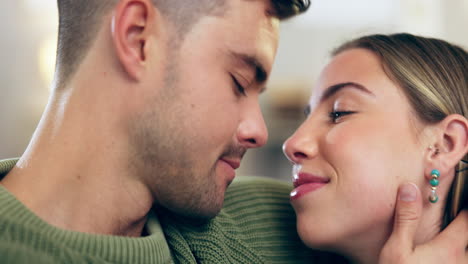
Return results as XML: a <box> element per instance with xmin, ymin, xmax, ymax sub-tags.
<box><xmin>0</xmin><ymin>0</ymin><xmax>466</xmax><ymax>263</ymax></box>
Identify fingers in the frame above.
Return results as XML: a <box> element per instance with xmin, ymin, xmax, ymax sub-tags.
<box><xmin>380</xmin><ymin>186</ymin><xmax>467</xmax><ymax>264</ymax></box>
<box><xmin>388</xmin><ymin>183</ymin><xmax>423</xmax><ymax>252</ymax></box>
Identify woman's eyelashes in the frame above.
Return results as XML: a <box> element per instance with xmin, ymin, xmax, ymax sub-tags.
<box><xmin>329</xmin><ymin>110</ymin><xmax>355</xmax><ymax>123</ymax></box>
<box><xmin>230</xmin><ymin>75</ymin><xmax>247</xmax><ymax>96</ymax></box>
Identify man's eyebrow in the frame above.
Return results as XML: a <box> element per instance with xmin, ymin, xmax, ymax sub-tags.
<box><xmin>320</xmin><ymin>82</ymin><xmax>374</xmax><ymax>102</ymax></box>
<box><xmin>229</xmin><ymin>51</ymin><xmax>268</xmax><ymax>85</ymax></box>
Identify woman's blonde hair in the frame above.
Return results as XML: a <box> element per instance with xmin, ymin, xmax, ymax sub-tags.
<box><xmin>333</xmin><ymin>33</ymin><xmax>468</xmax><ymax>228</ymax></box>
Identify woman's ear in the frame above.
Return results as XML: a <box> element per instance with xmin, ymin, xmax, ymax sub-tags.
<box><xmin>111</xmin><ymin>0</ymin><xmax>158</xmax><ymax>81</ymax></box>
<box><xmin>428</xmin><ymin>114</ymin><xmax>468</xmax><ymax>175</ymax></box>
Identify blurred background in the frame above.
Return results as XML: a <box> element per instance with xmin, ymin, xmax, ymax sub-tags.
<box><xmin>1</xmin><ymin>0</ymin><xmax>467</xmax><ymax>181</ymax></box>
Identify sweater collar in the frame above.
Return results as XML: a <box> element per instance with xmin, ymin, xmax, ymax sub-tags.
<box><xmin>0</xmin><ymin>158</ymin><xmax>173</xmax><ymax>264</ymax></box>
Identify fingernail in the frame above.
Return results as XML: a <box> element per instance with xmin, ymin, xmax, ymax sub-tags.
<box><xmin>399</xmin><ymin>183</ymin><xmax>417</xmax><ymax>202</ymax></box>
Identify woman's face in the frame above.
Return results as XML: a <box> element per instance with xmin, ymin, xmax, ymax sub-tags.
<box><xmin>283</xmin><ymin>48</ymin><xmax>428</xmax><ymax>251</ymax></box>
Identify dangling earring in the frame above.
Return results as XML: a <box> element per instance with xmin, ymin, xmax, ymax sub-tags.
<box><xmin>428</xmin><ymin>169</ymin><xmax>440</xmax><ymax>203</ymax></box>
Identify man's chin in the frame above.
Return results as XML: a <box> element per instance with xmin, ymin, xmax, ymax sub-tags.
<box><xmin>159</xmin><ymin>196</ymin><xmax>225</xmax><ymax>222</ymax></box>
<box><xmin>163</xmin><ymin>207</ymin><xmax>222</xmax><ymax>225</ymax></box>
<box><xmin>190</xmin><ymin>199</ymin><xmax>224</xmax><ymax>220</ymax></box>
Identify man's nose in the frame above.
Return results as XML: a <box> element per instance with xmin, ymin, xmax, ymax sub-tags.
<box><xmin>237</xmin><ymin>104</ymin><xmax>268</xmax><ymax>149</ymax></box>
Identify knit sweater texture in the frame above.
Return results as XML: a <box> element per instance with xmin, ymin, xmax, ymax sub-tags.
<box><xmin>0</xmin><ymin>158</ymin><xmax>346</xmax><ymax>263</ymax></box>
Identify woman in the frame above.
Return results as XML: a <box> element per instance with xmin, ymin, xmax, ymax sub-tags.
<box><xmin>283</xmin><ymin>33</ymin><xmax>468</xmax><ymax>264</ymax></box>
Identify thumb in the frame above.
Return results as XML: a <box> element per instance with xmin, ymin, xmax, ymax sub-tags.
<box><xmin>388</xmin><ymin>183</ymin><xmax>423</xmax><ymax>252</ymax></box>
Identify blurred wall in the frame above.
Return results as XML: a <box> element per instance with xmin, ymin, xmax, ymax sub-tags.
<box><xmin>1</xmin><ymin>0</ymin><xmax>467</xmax><ymax>181</ymax></box>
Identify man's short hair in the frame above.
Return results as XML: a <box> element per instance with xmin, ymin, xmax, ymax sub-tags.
<box><xmin>55</xmin><ymin>0</ymin><xmax>310</xmax><ymax>88</ymax></box>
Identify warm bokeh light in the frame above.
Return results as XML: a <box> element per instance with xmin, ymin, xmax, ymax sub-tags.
<box><xmin>38</xmin><ymin>35</ymin><xmax>57</xmax><ymax>88</ymax></box>
<box><xmin>22</xmin><ymin>0</ymin><xmax>56</xmax><ymax>12</ymax></box>
<box><xmin>22</xmin><ymin>0</ymin><xmax>58</xmax><ymax>29</ymax></box>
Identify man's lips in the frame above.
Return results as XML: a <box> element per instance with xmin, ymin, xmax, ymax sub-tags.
<box><xmin>293</xmin><ymin>172</ymin><xmax>330</xmax><ymax>188</ymax></box>
<box><xmin>220</xmin><ymin>158</ymin><xmax>241</xmax><ymax>170</ymax></box>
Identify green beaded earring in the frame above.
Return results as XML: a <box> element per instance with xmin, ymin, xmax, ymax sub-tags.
<box><xmin>428</xmin><ymin>169</ymin><xmax>440</xmax><ymax>203</ymax></box>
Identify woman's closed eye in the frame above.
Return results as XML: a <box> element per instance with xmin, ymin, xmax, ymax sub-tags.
<box><xmin>329</xmin><ymin>110</ymin><xmax>355</xmax><ymax>123</ymax></box>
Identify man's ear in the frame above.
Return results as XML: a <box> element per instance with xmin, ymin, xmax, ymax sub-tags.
<box><xmin>111</xmin><ymin>0</ymin><xmax>157</xmax><ymax>81</ymax></box>
<box><xmin>429</xmin><ymin>114</ymin><xmax>468</xmax><ymax>174</ymax></box>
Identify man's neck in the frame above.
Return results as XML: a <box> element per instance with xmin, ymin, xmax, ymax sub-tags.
<box><xmin>1</xmin><ymin>89</ymin><xmax>154</xmax><ymax>237</ymax></box>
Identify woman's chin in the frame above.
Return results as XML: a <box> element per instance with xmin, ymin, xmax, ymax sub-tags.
<box><xmin>296</xmin><ymin>220</ymin><xmax>338</xmax><ymax>250</ymax></box>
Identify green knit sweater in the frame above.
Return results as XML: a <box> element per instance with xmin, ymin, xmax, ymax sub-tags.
<box><xmin>0</xmin><ymin>159</ymin><xmax>173</xmax><ymax>264</ymax></box>
<box><xmin>0</xmin><ymin>159</ymin><xmax>346</xmax><ymax>263</ymax></box>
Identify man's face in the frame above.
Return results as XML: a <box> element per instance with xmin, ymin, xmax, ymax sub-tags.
<box><xmin>130</xmin><ymin>0</ymin><xmax>279</xmax><ymax>218</ymax></box>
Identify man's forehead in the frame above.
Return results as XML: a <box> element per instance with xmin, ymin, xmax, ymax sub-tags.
<box><xmin>225</xmin><ymin>0</ymin><xmax>278</xmax><ymax>22</ymax></box>
<box><xmin>234</xmin><ymin>0</ymin><xmax>277</xmax><ymax>16</ymax></box>
<box><xmin>223</xmin><ymin>4</ymin><xmax>279</xmax><ymax>60</ymax></box>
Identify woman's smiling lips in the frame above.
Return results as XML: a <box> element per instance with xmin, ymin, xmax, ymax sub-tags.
<box><xmin>291</xmin><ymin>172</ymin><xmax>330</xmax><ymax>201</ymax></box>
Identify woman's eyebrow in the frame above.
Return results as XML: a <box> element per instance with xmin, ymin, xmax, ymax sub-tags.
<box><xmin>320</xmin><ymin>82</ymin><xmax>374</xmax><ymax>103</ymax></box>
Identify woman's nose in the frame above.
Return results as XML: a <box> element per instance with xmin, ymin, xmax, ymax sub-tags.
<box><xmin>283</xmin><ymin>124</ymin><xmax>318</xmax><ymax>164</ymax></box>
